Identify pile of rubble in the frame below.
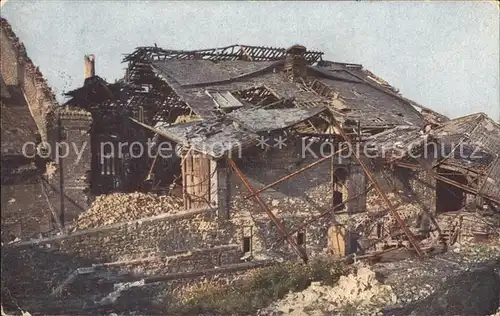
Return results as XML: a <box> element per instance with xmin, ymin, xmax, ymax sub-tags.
<box><xmin>73</xmin><ymin>192</ymin><xmax>183</xmax><ymax>230</ymax></box>
<box><xmin>261</xmin><ymin>266</ymin><xmax>397</xmax><ymax>315</ymax></box>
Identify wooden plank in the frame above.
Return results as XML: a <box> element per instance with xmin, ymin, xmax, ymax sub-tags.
<box><xmin>181</xmin><ymin>152</ymin><xmax>187</xmax><ymax>208</ymax></box>
<box><xmin>210</xmin><ymin>158</ymin><xmax>218</xmax><ymax>207</ymax></box>
<box><xmin>197</xmin><ymin>154</ymin><xmax>205</xmax><ymax>208</ymax></box>
<box><xmin>328</xmin><ymin>224</ymin><xmax>346</xmax><ymax>257</ymax></box>
<box><xmin>185</xmin><ymin>153</ymin><xmax>193</xmax><ymax>209</ymax></box>
<box><xmin>195</xmin><ymin>155</ymin><xmax>202</xmax><ymax>208</ymax></box>
<box><xmin>144</xmin><ymin>260</ymin><xmax>276</xmax><ymax>284</ymax></box>
<box><xmin>190</xmin><ymin>153</ymin><xmax>198</xmax><ymax>208</ymax></box>
<box><xmin>199</xmin><ymin>154</ymin><xmax>210</xmax><ymax>207</ymax></box>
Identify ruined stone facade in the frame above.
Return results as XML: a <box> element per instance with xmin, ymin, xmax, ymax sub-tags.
<box><xmin>1</xmin><ymin>19</ymin><xmax>92</xmax><ymax>239</ymax></box>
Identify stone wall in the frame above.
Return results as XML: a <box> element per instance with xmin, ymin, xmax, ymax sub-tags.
<box><xmin>98</xmin><ymin>244</ymin><xmax>242</xmax><ymax>277</ymax></box>
<box><xmin>14</xmin><ymin>208</ymin><xmax>236</xmax><ymax>262</ymax></box>
<box><xmin>226</xmin><ymin>139</ymin><xmax>341</xmax><ymax>260</ymax></box>
<box><xmin>391</xmin><ymin>166</ymin><xmax>436</xmax><ymax>213</ymax></box>
<box><xmin>0</xmin><ymin>182</ymin><xmax>52</xmax><ymax>240</ymax></box>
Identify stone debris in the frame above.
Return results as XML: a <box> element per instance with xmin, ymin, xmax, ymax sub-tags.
<box><xmin>366</xmin><ymin>191</ymin><xmax>399</xmax><ymax>212</ymax></box>
<box><xmin>262</xmin><ymin>266</ymin><xmax>397</xmax><ymax>315</ymax></box>
<box><xmin>73</xmin><ymin>192</ymin><xmax>183</xmax><ymax>230</ymax></box>
<box><xmin>44</xmin><ymin>162</ymin><xmax>57</xmax><ymax>180</ymax></box>
<box><xmin>449</xmin><ymin>240</ymin><xmax>500</xmax><ymax>264</ymax></box>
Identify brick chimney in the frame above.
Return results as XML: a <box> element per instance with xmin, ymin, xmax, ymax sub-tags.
<box><xmin>283</xmin><ymin>44</ymin><xmax>307</xmax><ymax>82</ymax></box>
<box><xmin>83</xmin><ymin>54</ymin><xmax>95</xmax><ymax>80</ymax></box>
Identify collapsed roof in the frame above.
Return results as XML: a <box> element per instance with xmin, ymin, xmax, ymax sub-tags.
<box><xmin>369</xmin><ymin>113</ymin><xmax>500</xmax><ymax>204</ymax></box>
<box><xmin>133</xmin><ymin>107</ymin><xmax>327</xmax><ymax>157</ymax></box>
<box><xmin>430</xmin><ymin>113</ymin><xmax>500</xmax><ymax>201</ymax></box>
<box><xmin>125</xmin><ymin>44</ymin><xmax>426</xmax><ymax>127</ymax></box>
<box><xmin>63</xmin><ymin>43</ymin><xmax>459</xmax><ymax>162</ymax></box>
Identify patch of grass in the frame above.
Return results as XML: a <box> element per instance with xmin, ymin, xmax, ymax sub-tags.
<box><xmin>172</xmin><ymin>257</ymin><xmax>347</xmax><ymax>315</ymax></box>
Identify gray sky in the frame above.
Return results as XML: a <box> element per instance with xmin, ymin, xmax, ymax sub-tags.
<box><xmin>2</xmin><ymin>1</ymin><xmax>499</xmax><ymax>121</ymax></box>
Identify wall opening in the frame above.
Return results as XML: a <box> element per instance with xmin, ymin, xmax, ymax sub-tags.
<box><xmin>242</xmin><ymin>236</ymin><xmax>251</xmax><ymax>254</ymax></box>
<box><xmin>333</xmin><ymin>167</ymin><xmax>349</xmax><ymax>210</ymax></box>
<box><xmin>333</xmin><ymin>190</ymin><xmax>343</xmax><ymax>208</ymax></box>
<box><xmin>376</xmin><ymin>223</ymin><xmax>383</xmax><ymax>238</ymax></box>
<box><xmin>297</xmin><ymin>231</ymin><xmax>305</xmax><ymax>246</ymax></box>
<box><xmin>436</xmin><ymin>169</ymin><xmax>467</xmax><ymax>213</ymax></box>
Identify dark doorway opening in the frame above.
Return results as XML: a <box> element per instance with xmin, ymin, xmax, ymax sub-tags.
<box><xmin>333</xmin><ymin>191</ymin><xmax>343</xmax><ymax>209</ymax></box>
<box><xmin>243</xmin><ymin>236</ymin><xmax>251</xmax><ymax>253</ymax></box>
<box><xmin>436</xmin><ymin>169</ymin><xmax>467</xmax><ymax>212</ymax></box>
<box><xmin>333</xmin><ymin>167</ymin><xmax>348</xmax><ymax>210</ymax></box>
<box><xmin>297</xmin><ymin>231</ymin><xmax>305</xmax><ymax>246</ymax></box>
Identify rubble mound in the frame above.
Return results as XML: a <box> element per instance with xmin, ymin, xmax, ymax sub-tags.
<box><xmin>263</xmin><ymin>266</ymin><xmax>397</xmax><ymax>315</ymax></box>
<box><xmin>385</xmin><ymin>260</ymin><xmax>500</xmax><ymax>316</ymax></box>
<box><xmin>73</xmin><ymin>192</ymin><xmax>183</xmax><ymax>230</ymax></box>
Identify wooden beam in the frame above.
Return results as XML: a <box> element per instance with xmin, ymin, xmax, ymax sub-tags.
<box><xmin>395</xmin><ymin>161</ymin><xmax>500</xmax><ymax>205</ymax></box>
<box><xmin>328</xmin><ymin>111</ymin><xmax>424</xmax><ymax>258</ymax></box>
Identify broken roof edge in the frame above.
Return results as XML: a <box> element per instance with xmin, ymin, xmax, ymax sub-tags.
<box><xmin>148</xmin><ymin>67</ymin><xmax>218</xmax><ymax>119</ymax></box>
<box><xmin>317</xmin><ymin>59</ymin><xmax>363</xmax><ymax>69</ymax></box>
<box><xmin>307</xmin><ymin>66</ymin><xmax>365</xmax><ymax>84</ymax></box>
<box><xmin>130</xmin><ymin>107</ymin><xmax>329</xmax><ymax>158</ymax></box>
<box><xmin>122</xmin><ymin>44</ymin><xmax>324</xmax><ymax>64</ymax></box>
<box><xmin>129</xmin><ymin>117</ymin><xmax>186</xmax><ymax>145</ymax></box>
<box><xmin>0</xmin><ymin>18</ymin><xmax>58</xmax><ymax>108</ymax></box>
<box><xmin>131</xmin><ymin>117</ymin><xmax>257</xmax><ymax>158</ymax></box>
<box><xmin>63</xmin><ymin>75</ymin><xmax>110</xmax><ymax>97</ymax></box>
<box><xmin>431</xmin><ymin>112</ymin><xmax>497</xmax><ymax>136</ymax></box>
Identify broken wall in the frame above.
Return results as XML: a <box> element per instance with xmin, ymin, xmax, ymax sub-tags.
<box><xmin>0</xmin><ymin>24</ymin><xmax>20</xmax><ymax>86</ymax></box>
<box><xmin>2</xmin><ymin>207</ymin><xmax>247</xmax><ymax>314</ymax></box>
<box><xmin>225</xmin><ymin>139</ymin><xmax>349</xmax><ymax>259</ymax></box>
<box><xmin>384</xmin><ymin>166</ymin><xmax>436</xmax><ymax>213</ymax></box>
<box><xmin>42</xmin><ymin>108</ymin><xmax>93</xmax><ymax>225</ymax></box>
<box><xmin>15</xmin><ymin>209</ymin><xmax>238</xmax><ymax>263</ymax></box>
<box><xmin>0</xmin><ymin>19</ymin><xmax>57</xmax><ymax>142</ymax></box>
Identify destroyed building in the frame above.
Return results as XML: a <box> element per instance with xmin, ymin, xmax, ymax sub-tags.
<box><xmin>58</xmin><ymin>42</ymin><xmax>458</xmax><ymax>260</ymax></box>
<box><xmin>1</xmin><ymin>18</ymin><xmax>96</xmax><ymax>241</ymax></box>
<box><xmin>1</xmin><ymin>18</ymin><xmax>499</xmax><ymax>315</ymax></box>
<box><xmin>0</xmin><ymin>18</ymin><xmax>59</xmax><ymax>240</ymax></box>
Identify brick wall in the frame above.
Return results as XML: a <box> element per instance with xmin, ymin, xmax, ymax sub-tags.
<box><xmin>57</xmin><ymin>110</ymin><xmax>93</xmax><ymax>221</ymax></box>
<box><xmin>0</xmin><ymin>19</ymin><xmax>57</xmax><ymax>142</ymax></box>
<box><xmin>0</xmin><ymin>27</ymin><xmax>19</xmax><ymax>85</ymax></box>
